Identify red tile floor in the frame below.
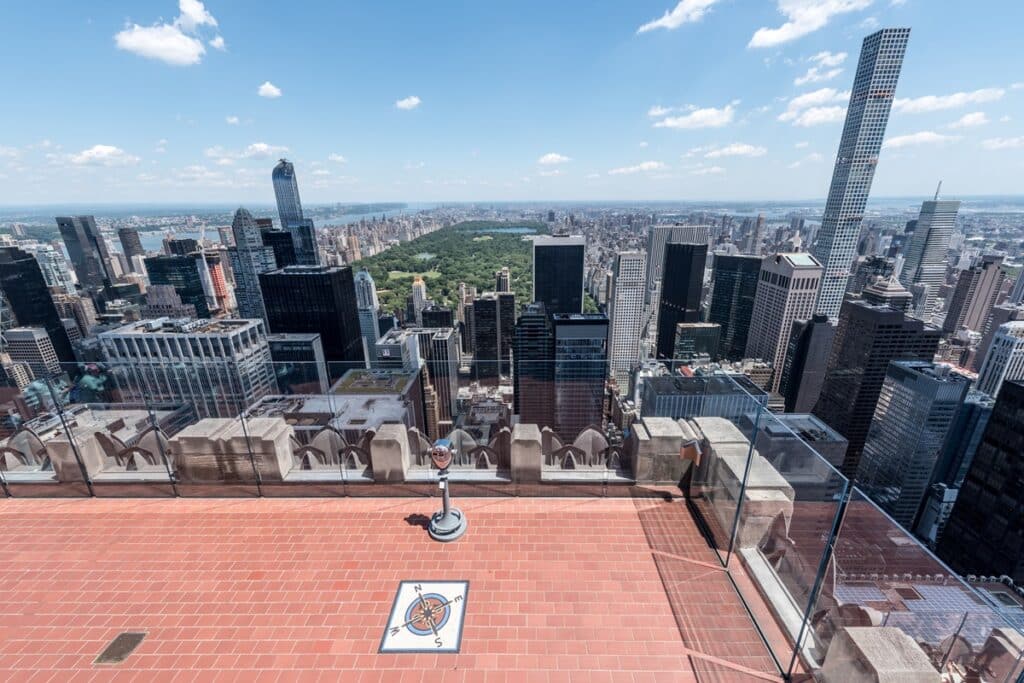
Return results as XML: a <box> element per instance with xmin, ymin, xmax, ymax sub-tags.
<box><xmin>0</xmin><ymin>495</ymin><xmax>784</xmax><ymax>682</ymax></box>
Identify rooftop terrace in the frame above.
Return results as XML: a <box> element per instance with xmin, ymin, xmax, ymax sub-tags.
<box><xmin>0</xmin><ymin>495</ymin><xmax>781</xmax><ymax>682</ymax></box>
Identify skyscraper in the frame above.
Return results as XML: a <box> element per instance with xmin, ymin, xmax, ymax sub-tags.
<box><xmin>607</xmin><ymin>251</ymin><xmax>646</xmax><ymax>389</ymax></box>
<box><xmin>973</xmin><ymin>303</ymin><xmax>1024</xmax><ymax>372</ymax></box>
<box><xmin>471</xmin><ymin>293</ymin><xmax>500</xmax><ymax>382</ymax></box>
<box><xmin>655</xmin><ymin>242</ymin><xmax>706</xmax><ymax>361</ymax></box>
<box><xmin>144</xmin><ymin>255</ymin><xmax>211</xmax><ymax>318</ymax></box>
<box><xmin>272</xmin><ymin>159</ymin><xmax>319</xmax><ymax>265</ymax></box>
<box><xmin>0</xmin><ymin>246</ymin><xmax>74</xmax><ymax>364</ymax></box>
<box><xmin>644</xmin><ymin>225</ymin><xmax>710</xmax><ymax>304</ymax></box>
<box><xmin>56</xmin><ymin>215</ymin><xmax>116</xmax><ymax>293</ymax></box>
<box><xmin>849</xmin><ymin>255</ymin><xmax>895</xmax><ymax>295</ymax></box>
<box><xmin>497</xmin><ymin>292</ymin><xmax>515</xmax><ymax>375</ymax></box>
<box><xmin>741</xmin><ymin>214</ymin><xmax>764</xmax><ymax>256</ymax></box>
<box><xmin>975</xmin><ymin>321</ymin><xmax>1024</xmax><ymax>398</ymax></box>
<box><xmin>495</xmin><ymin>267</ymin><xmax>510</xmax><ymax>293</ymax></box>
<box><xmin>779</xmin><ymin>314</ymin><xmax>835</xmax><ymax>413</ymax></box>
<box><xmin>706</xmin><ymin>254</ymin><xmax>762</xmax><ymax>361</ymax></box>
<box><xmin>938</xmin><ymin>380</ymin><xmax>1024</xmax><ymax>583</ymax></box>
<box><xmin>860</xmin><ymin>275</ymin><xmax>913</xmax><ymax>313</ymax></box>
<box><xmin>411</xmin><ymin>276</ymin><xmax>428</xmax><ymax>326</ymax></box>
<box><xmin>931</xmin><ymin>390</ymin><xmax>995</xmax><ymax>489</ymax></box>
<box><xmin>513</xmin><ymin>302</ymin><xmax>554</xmax><ymax>428</ymax></box>
<box><xmin>5</xmin><ymin>328</ymin><xmax>61</xmax><ymax>379</ymax></box>
<box><xmin>118</xmin><ymin>227</ymin><xmax>144</xmax><ymax>272</ymax></box>
<box><xmin>672</xmin><ymin>323</ymin><xmax>720</xmax><ymax>364</ymax></box>
<box><xmin>260</xmin><ymin>229</ymin><xmax>297</xmax><ymax>269</ymax></box>
<box><xmin>414</xmin><ymin>327</ymin><xmax>460</xmax><ymax>427</ymax></box>
<box><xmin>259</xmin><ymin>265</ymin><xmax>365</xmax><ymax>380</ymax></box>
<box><xmin>943</xmin><ymin>254</ymin><xmax>1006</xmax><ymax>334</ymax></box>
<box><xmin>811</xmin><ymin>28</ymin><xmax>910</xmax><ymax>318</ymax></box>
<box><xmin>272</xmin><ymin>158</ymin><xmax>303</xmax><ymax>227</ymax></box>
<box><xmin>857</xmin><ymin>361</ymin><xmax>971</xmax><ymax>528</ymax></box>
<box><xmin>354</xmin><ymin>269</ymin><xmax>381</xmax><ymax>361</ymax></box>
<box><xmin>533</xmin><ymin>235</ymin><xmax>585</xmax><ymax>316</ymax></box>
<box><xmin>21</xmin><ymin>243</ymin><xmax>75</xmax><ymax>293</ymax></box>
<box><xmin>552</xmin><ymin>313</ymin><xmax>608</xmax><ymax>441</ymax></box>
<box><xmin>228</xmin><ymin>208</ymin><xmax>276</xmax><ymax>324</ymax></box>
<box><xmin>421</xmin><ymin>305</ymin><xmax>454</xmax><ymax>328</ymax></box>
<box><xmin>745</xmin><ymin>253</ymin><xmax>823</xmax><ymax>393</ymax></box>
<box><xmin>814</xmin><ymin>300</ymin><xmax>941</xmax><ymax>476</ymax></box>
<box><xmin>99</xmin><ymin>318</ymin><xmax>276</xmax><ymax>419</ymax></box>
<box><xmin>898</xmin><ymin>197</ymin><xmax>960</xmax><ymax>319</ymax></box>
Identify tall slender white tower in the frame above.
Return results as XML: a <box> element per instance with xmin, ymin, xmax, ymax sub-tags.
<box><xmin>812</xmin><ymin>28</ymin><xmax>911</xmax><ymax>319</ymax></box>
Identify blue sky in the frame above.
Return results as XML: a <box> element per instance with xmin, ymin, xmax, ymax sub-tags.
<box><xmin>1</xmin><ymin>0</ymin><xmax>1022</xmax><ymax>204</ymax></box>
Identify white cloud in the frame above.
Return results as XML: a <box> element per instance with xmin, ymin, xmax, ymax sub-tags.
<box><xmin>639</xmin><ymin>141</ymin><xmax>649</xmax><ymax>148</ymax></box>
<box><xmin>794</xmin><ymin>50</ymin><xmax>846</xmax><ymax>85</ymax></box>
<box><xmin>395</xmin><ymin>95</ymin><xmax>422</xmax><ymax>110</ymax></box>
<box><xmin>176</xmin><ymin>0</ymin><xmax>217</xmax><ymax>31</ymax></box>
<box><xmin>113</xmin><ymin>0</ymin><xmax>220</xmax><ymax>66</ymax></box>
<box><xmin>703</xmin><ymin>143</ymin><xmax>767</xmax><ymax>158</ymax></box>
<box><xmin>154</xmin><ymin>139</ymin><xmax>168</xmax><ymax>153</ymax></box>
<box><xmin>225</xmin><ymin>115</ymin><xmax>239</xmax><ymax>125</ymax></box>
<box><xmin>653</xmin><ymin>103</ymin><xmax>736</xmax><ymax>129</ymax></box>
<box><xmin>404</xmin><ymin>161</ymin><xmax>426</xmax><ymax>170</ymax></box>
<box><xmin>258</xmin><ymin>81</ymin><xmax>282</xmax><ymax>98</ymax></box>
<box><xmin>792</xmin><ymin>106</ymin><xmax>847</xmax><ymax>126</ymax></box>
<box><xmin>538</xmin><ymin>169</ymin><xmax>563</xmax><ymax>177</ymax></box>
<box><xmin>893</xmin><ymin>88</ymin><xmax>1005</xmax><ymax>114</ymax></box>
<box><xmin>608</xmin><ymin>161</ymin><xmax>668</xmax><ymax>175</ymax></box>
<box><xmin>209</xmin><ymin>35</ymin><xmax>225</xmax><ymax>50</ymax></box>
<box><xmin>795</xmin><ymin>66</ymin><xmax>843</xmax><ymax>86</ymax></box>
<box><xmin>882</xmin><ymin>131</ymin><xmax>961</xmax><ymax>149</ymax></box>
<box><xmin>637</xmin><ymin>0</ymin><xmax>722</xmax><ymax>34</ymax></box>
<box><xmin>538</xmin><ymin>152</ymin><xmax>571</xmax><ymax>165</ymax></box>
<box><xmin>787</xmin><ymin>152</ymin><xmax>825</xmax><ymax>168</ymax></box>
<box><xmin>328</xmin><ymin>153</ymin><xmax>348</xmax><ymax>163</ymax></box>
<box><xmin>779</xmin><ymin>87</ymin><xmax>849</xmax><ymax>125</ymax></box>
<box><xmin>1012</xmin><ymin>82</ymin><xmax>1024</xmax><ymax>90</ymax></box>
<box><xmin>69</xmin><ymin>144</ymin><xmax>140</xmax><ymax>166</ymax></box>
<box><xmin>690</xmin><ymin>165</ymin><xmax>725</xmax><ymax>175</ymax></box>
<box><xmin>947</xmin><ymin>112</ymin><xmax>989</xmax><ymax>129</ymax></box>
<box><xmin>242</xmin><ymin>142</ymin><xmax>287</xmax><ymax>159</ymax></box>
<box><xmin>753</xmin><ymin>0</ymin><xmax>872</xmax><ymax>48</ymax></box>
<box><xmin>749</xmin><ymin>0</ymin><xmax>873</xmax><ymax>48</ymax></box>
<box><xmin>585</xmin><ymin>172</ymin><xmax>601</xmax><ymax>179</ymax></box>
<box><xmin>648</xmin><ymin>105</ymin><xmax>673</xmax><ymax>117</ymax></box>
<box><xmin>981</xmin><ymin>137</ymin><xmax>1024</xmax><ymax>150</ymax></box>
<box><xmin>794</xmin><ymin>141</ymin><xmax>810</xmax><ymax>148</ymax></box>
<box><xmin>0</xmin><ymin>145</ymin><xmax>20</xmax><ymax>159</ymax></box>
<box><xmin>311</xmin><ymin>169</ymin><xmax>331</xmax><ymax>177</ymax></box>
<box><xmin>810</xmin><ymin>50</ymin><xmax>847</xmax><ymax>67</ymax></box>
<box><xmin>114</xmin><ymin>24</ymin><xmax>205</xmax><ymax>66</ymax></box>
<box><xmin>204</xmin><ymin>142</ymin><xmax>288</xmax><ymax>163</ymax></box>
<box><xmin>999</xmin><ymin>115</ymin><xmax>1012</xmax><ymax>123</ymax></box>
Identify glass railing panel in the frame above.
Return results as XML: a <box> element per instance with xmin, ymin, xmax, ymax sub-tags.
<box><xmin>0</xmin><ymin>362</ymin><xmax>94</xmax><ymax>497</ymax></box>
<box><xmin>54</xmin><ymin>361</ymin><xmax>179</xmax><ymax>497</ymax></box>
<box><xmin>800</xmin><ymin>487</ymin><xmax>1024</xmax><ymax>680</ymax></box>
<box><xmin>723</xmin><ymin>404</ymin><xmax>850</xmax><ymax>674</ymax></box>
<box><xmin>685</xmin><ymin>380</ymin><xmax>768</xmax><ymax>565</ymax></box>
<box><xmin>154</xmin><ymin>359</ymin><xmax>262</xmax><ymax>497</ymax></box>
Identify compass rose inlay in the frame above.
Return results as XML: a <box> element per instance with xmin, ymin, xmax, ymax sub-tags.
<box><xmin>379</xmin><ymin>581</ymin><xmax>469</xmax><ymax>653</ymax></box>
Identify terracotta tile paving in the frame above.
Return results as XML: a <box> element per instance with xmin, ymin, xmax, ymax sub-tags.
<box><xmin>0</xmin><ymin>496</ymin><xmax>782</xmax><ymax>682</ymax></box>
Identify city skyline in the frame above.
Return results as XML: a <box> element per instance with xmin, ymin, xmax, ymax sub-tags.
<box><xmin>1</xmin><ymin>1</ymin><xmax>1023</xmax><ymax>204</ymax></box>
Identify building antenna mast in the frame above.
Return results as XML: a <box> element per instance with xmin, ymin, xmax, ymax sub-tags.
<box><xmin>934</xmin><ymin>180</ymin><xmax>943</xmax><ymax>201</ymax></box>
